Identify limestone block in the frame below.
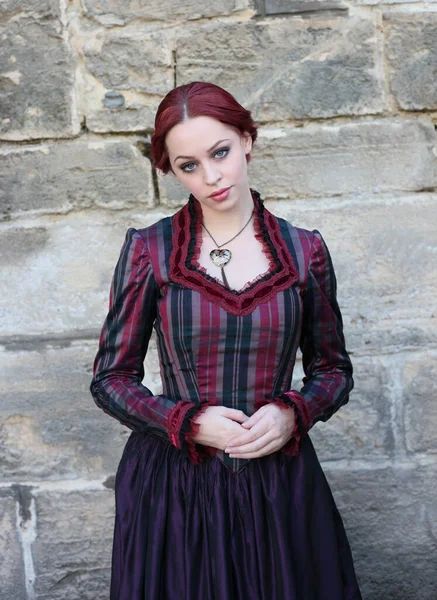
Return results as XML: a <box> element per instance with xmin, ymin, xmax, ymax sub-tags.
<box><xmin>353</xmin><ymin>0</ymin><xmax>428</xmax><ymax>5</ymax></box>
<box><xmin>0</xmin><ymin>7</ymin><xmax>77</xmax><ymax>140</ymax></box>
<box><xmin>264</xmin><ymin>0</ymin><xmax>347</xmax><ymax>12</ymax></box>
<box><xmin>82</xmin><ymin>28</ymin><xmax>173</xmax><ymax>95</ymax></box>
<box><xmin>385</xmin><ymin>12</ymin><xmax>437</xmax><ymax>110</ymax></box>
<box><xmin>157</xmin><ymin>119</ymin><xmax>436</xmax><ymax>205</ymax></box>
<box><xmin>1</xmin><ymin>0</ymin><xmax>60</xmax><ymax>14</ymax></box>
<box><xmin>1</xmin><ymin>0</ymin><xmax>61</xmax><ymax>17</ymax></box>
<box><xmin>81</xmin><ymin>26</ymin><xmax>173</xmax><ymax>133</ymax></box>
<box><xmin>0</xmin><ymin>491</ymin><xmax>25</xmax><ymax>600</ymax></box>
<box><xmin>0</xmin><ymin>140</ymin><xmax>153</xmax><ymax>218</ymax></box>
<box><xmin>308</xmin><ymin>355</ymin><xmax>394</xmax><ymax>460</ymax></box>
<box><xmin>86</xmin><ymin>102</ymin><xmax>158</xmax><ymax>134</ymax></box>
<box><xmin>157</xmin><ymin>170</ymin><xmax>191</xmax><ymax>207</ymax></box>
<box><xmin>176</xmin><ymin>15</ymin><xmax>385</xmax><ymax>121</ymax></box>
<box><xmin>0</xmin><ymin>213</ymin><xmax>171</xmax><ymax>336</ymax></box>
<box><xmin>403</xmin><ymin>351</ymin><xmax>437</xmax><ymax>454</ymax></box>
<box><xmin>82</xmin><ymin>0</ymin><xmax>247</xmax><ymax>23</ymax></box>
<box><xmin>326</xmin><ymin>464</ymin><xmax>437</xmax><ymax>600</ymax></box>
<box><xmin>0</xmin><ymin>339</ymin><xmax>162</xmax><ymax>481</ymax></box>
<box><xmin>268</xmin><ymin>193</ymin><xmax>437</xmax><ymax>354</ymax></box>
<box><xmin>33</xmin><ymin>490</ymin><xmax>114</xmax><ymax>600</ymax></box>
<box><xmin>249</xmin><ymin>119</ymin><xmax>436</xmax><ymax>199</ymax></box>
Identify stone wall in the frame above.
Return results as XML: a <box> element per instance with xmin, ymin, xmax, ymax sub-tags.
<box><xmin>1</xmin><ymin>1</ymin><xmax>436</xmax><ymax>598</ymax></box>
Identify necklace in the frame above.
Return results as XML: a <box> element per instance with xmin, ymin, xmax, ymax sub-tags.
<box><xmin>202</xmin><ymin>210</ymin><xmax>254</xmax><ymax>290</ymax></box>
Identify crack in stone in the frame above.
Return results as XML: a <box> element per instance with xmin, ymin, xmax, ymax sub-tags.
<box><xmin>135</xmin><ymin>140</ymin><xmax>160</xmax><ymax>205</ymax></box>
<box><xmin>12</xmin><ymin>484</ymin><xmax>37</xmax><ymax>600</ymax></box>
<box><xmin>12</xmin><ymin>484</ymin><xmax>33</xmax><ymax>523</ymax></box>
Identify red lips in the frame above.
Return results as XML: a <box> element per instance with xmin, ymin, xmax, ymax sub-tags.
<box><xmin>208</xmin><ymin>186</ymin><xmax>231</xmax><ymax>198</ymax></box>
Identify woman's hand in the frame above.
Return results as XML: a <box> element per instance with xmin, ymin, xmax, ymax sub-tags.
<box><xmin>223</xmin><ymin>403</ymin><xmax>296</xmax><ymax>459</ymax></box>
<box><xmin>190</xmin><ymin>406</ymin><xmax>250</xmax><ymax>450</ymax></box>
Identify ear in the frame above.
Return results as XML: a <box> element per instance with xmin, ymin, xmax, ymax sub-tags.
<box><xmin>242</xmin><ymin>132</ymin><xmax>252</xmax><ymax>155</ymax></box>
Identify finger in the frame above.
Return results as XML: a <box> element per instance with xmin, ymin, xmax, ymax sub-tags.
<box><xmin>226</xmin><ymin>421</ymin><xmax>269</xmax><ymax>448</ymax></box>
<box><xmin>230</xmin><ymin>407</ymin><xmax>272</xmax><ymax>436</ymax></box>
<box><xmin>227</xmin><ymin>430</ymin><xmax>274</xmax><ymax>454</ymax></box>
<box><xmin>223</xmin><ymin>408</ymin><xmax>249</xmax><ymax>423</ymax></box>
<box><xmin>228</xmin><ymin>437</ymin><xmax>280</xmax><ymax>459</ymax></box>
<box><xmin>236</xmin><ymin>409</ymin><xmax>264</xmax><ymax>430</ymax></box>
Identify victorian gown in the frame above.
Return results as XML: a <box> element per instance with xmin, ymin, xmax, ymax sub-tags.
<box><xmin>90</xmin><ymin>188</ymin><xmax>362</xmax><ymax>599</ymax></box>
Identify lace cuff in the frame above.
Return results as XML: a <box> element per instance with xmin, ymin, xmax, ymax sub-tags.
<box><xmin>168</xmin><ymin>400</ymin><xmax>218</xmax><ymax>465</ymax></box>
<box><xmin>273</xmin><ymin>391</ymin><xmax>311</xmax><ymax>456</ymax></box>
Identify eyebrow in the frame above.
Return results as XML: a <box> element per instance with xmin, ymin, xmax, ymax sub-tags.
<box><xmin>174</xmin><ymin>139</ymin><xmax>231</xmax><ymax>163</ymax></box>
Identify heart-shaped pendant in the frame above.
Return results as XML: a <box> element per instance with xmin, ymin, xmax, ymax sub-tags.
<box><xmin>210</xmin><ymin>248</ymin><xmax>232</xmax><ymax>267</ymax></box>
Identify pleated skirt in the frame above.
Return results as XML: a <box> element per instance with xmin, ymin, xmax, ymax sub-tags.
<box><xmin>110</xmin><ymin>430</ymin><xmax>362</xmax><ymax>600</ymax></box>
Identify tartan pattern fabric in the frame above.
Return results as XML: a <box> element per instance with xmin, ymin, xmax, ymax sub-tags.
<box><xmin>90</xmin><ymin>189</ymin><xmax>353</xmax><ymax>472</ymax></box>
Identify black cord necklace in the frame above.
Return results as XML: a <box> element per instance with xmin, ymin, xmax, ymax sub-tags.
<box><xmin>202</xmin><ymin>210</ymin><xmax>254</xmax><ymax>289</ymax></box>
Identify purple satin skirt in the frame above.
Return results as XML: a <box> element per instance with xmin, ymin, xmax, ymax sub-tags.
<box><xmin>111</xmin><ymin>430</ymin><xmax>362</xmax><ymax>600</ymax></box>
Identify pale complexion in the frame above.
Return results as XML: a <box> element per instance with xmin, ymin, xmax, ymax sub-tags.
<box><xmin>165</xmin><ymin>115</ymin><xmax>296</xmax><ymax>458</ymax></box>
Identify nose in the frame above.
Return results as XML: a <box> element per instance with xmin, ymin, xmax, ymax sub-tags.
<box><xmin>203</xmin><ymin>161</ymin><xmax>222</xmax><ymax>186</ymax></box>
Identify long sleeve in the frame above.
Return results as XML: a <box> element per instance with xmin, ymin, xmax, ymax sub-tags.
<box><xmin>276</xmin><ymin>230</ymin><xmax>354</xmax><ymax>455</ymax></box>
<box><xmin>90</xmin><ymin>227</ymin><xmax>216</xmax><ymax>464</ymax></box>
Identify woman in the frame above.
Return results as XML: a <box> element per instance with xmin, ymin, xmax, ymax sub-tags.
<box><xmin>90</xmin><ymin>81</ymin><xmax>362</xmax><ymax>599</ymax></box>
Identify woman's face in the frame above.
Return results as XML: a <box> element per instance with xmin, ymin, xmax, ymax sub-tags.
<box><xmin>165</xmin><ymin>115</ymin><xmax>252</xmax><ymax>210</ymax></box>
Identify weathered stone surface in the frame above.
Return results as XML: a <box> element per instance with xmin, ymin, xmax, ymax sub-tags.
<box><xmin>82</xmin><ymin>28</ymin><xmax>173</xmax><ymax>95</ymax></box>
<box><xmin>157</xmin><ymin>170</ymin><xmax>191</xmax><ymax>207</ymax></box>
<box><xmin>82</xmin><ymin>0</ymin><xmax>247</xmax><ymax>23</ymax></box>
<box><xmin>250</xmin><ymin>119</ymin><xmax>436</xmax><ymax>199</ymax></box>
<box><xmin>86</xmin><ymin>102</ymin><xmax>157</xmax><ymax>133</ymax></box>
<box><xmin>0</xmin><ymin>213</ymin><xmax>169</xmax><ymax>336</ymax></box>
<box><xmin>1</xmin><ymin>0</ymin><xmax>60</xmax><ymax>14</ymax></box>
<box><xmin>159</xmin><ymin>118</ymin><xmax>437</xmax><ymax>207</ymax></box>
<box><xmin>33</xmin><ymin>490</ymin><xmax>114</xmax><ymax>600</ymax></box>
<box><xmin>0</xmin><ymin>141</ymin><xmax>153</xmax><ymax>218</ymax></box>
<box><xmin>0</xmin><ymin>340</ymin><xmax>162</xmax><ymax>480</ymax></box>
<box><xmin>0</xmin><ymin>0</ymin><xmax>61</xmax><ymax>18</ymax></box>
<box><xmin>353</xmin><ymin>0</ymin><xmax>428</xmax><ymax>4</ymax></box>
<box><xmin>326</xmin><ymin>464</ymin><xmax>437</xmax><ymax>600</ymax></box>
<box><xmin>80</xmin><ymin>26</ymin><xmax>173</xmax><ymax>132</ymax></box>
<box><xmin>176</xmin><ymin>15</ymin><xmax>385</xmax><ymax>121</ymax></box>
<box><xmin>0</xmin><ymin>6</ymin><xmax>77</xmax><ymax>140</ymax></box>
<box><xmin>264</xmin><ymin>0</ymin><xmax>347</xmax><ymax>13</ymax></box>
<box><xmin>0</xmin><ymin>491</ymin><xmax>25</xmax><ymax>600</ymax></box>
<box><xmin>385</xmin><ymin>12</ymin><xmax>437</xmax><ymax>110</ymax></box>
<box><xmin>0</xmin><ymin>343</ymin><xmax>121</xmax><ymax>480</ymax></box>
<box><xmin>403</xmin><ymin>351</ymin><xmax>437</xmax><ymax>454</ymax></box>
<box><xmin>307</xmin><ymin>355</ymin><xmax>395</xmax><ymax>460</ymax></box>
<box><xmin>269</xmin><ymin>193</ymin><xmax>437</xmax><ymax>354</ymax></box>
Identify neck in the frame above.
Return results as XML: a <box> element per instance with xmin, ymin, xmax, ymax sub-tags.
<box><xmin>200</xmin><ymin>188</ymin><xmax>255</xmax><ymax>241</ymax></box>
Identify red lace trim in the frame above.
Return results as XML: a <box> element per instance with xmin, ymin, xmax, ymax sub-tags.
<box><xmin>186</xmin><ymin>401</ymin><xmax>219</xmax><ymax>464</ymax></box>
<box><xmin>168</xmin><ymin>400</ymin><xmax>219</xmax><ymax>465</ymax></box>
<box><xmin>168</xmin><ymin>188</ymin><xmax>299</xmax><ymax>317</ymax></box>
<box><xmin>168</xmin><ymin>401</ymin><xmax>194</xmax><ymax>449</ymax></box>
<box><xmin>190</xmin><ymin>191</ymin><xmax>276</xmax><ymax>293</ymax></box>
<box><xmin>281</xmin><ymin>391</ymin><xmax>311</xmax><ymax>434</ymax></box>
<box><xmin>272</xmin><ymin>400</ymin><xmax>303</xmax><ymax>457</ymax></box>
<box><xmin>269</xmin><ymin>391</ymin><xmax>312</xmax><ymax>457</ymax></box>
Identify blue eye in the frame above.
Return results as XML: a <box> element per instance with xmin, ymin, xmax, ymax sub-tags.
<box><xmin>215</xmin><ymin>147</ymin><xmax>229</xmax><ymax>158</ymax></box>
<box><xmin>180</xmin><ymin>147</ymin><xmax>230</xmax><ymax>174</ymax></box>
<box><xmin>181</xmin><ymin>162</ymin><xmax>196</xmax><ymax>173</ymax></box>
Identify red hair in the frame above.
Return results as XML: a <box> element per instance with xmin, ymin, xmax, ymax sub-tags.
<box><xmin>151</xmin><ymin>81</ymin><xmax>258</xmax><ymax>174</ymax></box>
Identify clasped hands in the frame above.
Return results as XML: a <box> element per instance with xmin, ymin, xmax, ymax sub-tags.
<box><xmin>191</xmin><ymin>403</ymin><xmax>296</xmax><ymax>459</ymax></box>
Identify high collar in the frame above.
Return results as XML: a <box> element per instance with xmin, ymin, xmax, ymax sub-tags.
<box><xmin>169</xmin><ymin>188</ymin><xmax>299</xmax><ymax>316</ymax></box>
